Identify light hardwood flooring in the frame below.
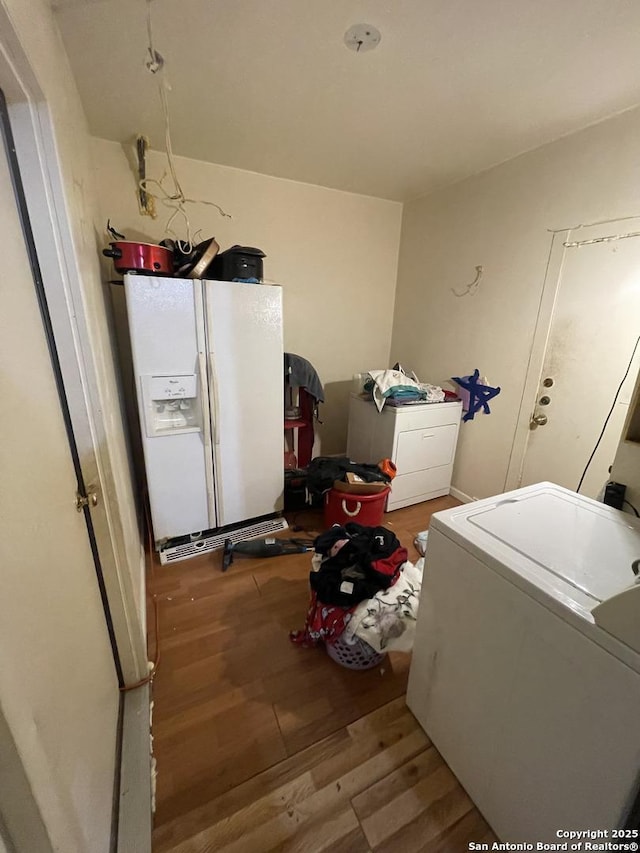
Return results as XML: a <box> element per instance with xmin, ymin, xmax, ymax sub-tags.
<box><xmin>148</xmin><ymin>497</ymin><xmax>496</xmax><ymax>852</ymax></box>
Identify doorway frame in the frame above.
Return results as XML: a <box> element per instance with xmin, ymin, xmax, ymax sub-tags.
<box><xmin>0</xmin><ymin>7</ymin><xmax>151</xmax><ymax>852</ymax></box>
<box><xmin>505</xmin><ymin>218</ymin><xmax>640</xmax><ymax>493</ymax></box>
<box><xmin>0</xmin><ymin>8</ymin><xmax>146</xmax><ymax>681</ymax></box>
<box><xmin>504</xmin><ymin>230</ymin><xmax>569</xmax><ymax>491</ymax></box>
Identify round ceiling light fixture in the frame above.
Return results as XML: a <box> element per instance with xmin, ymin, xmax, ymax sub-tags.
<box><xmin>344</xmin><ymin>24</ymin><xmax>381</xmax><ymax>53</ymax></box>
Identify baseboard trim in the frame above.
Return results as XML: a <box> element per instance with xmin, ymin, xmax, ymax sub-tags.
<box><xmin>450</xmin><ymin>486</ymin><xmax>474</xmax><ymax>503</ymax></box>
<box><xmin>117</xmin><ymin>684</ymin><xmax>151</xmax><ymax>853</ymax></box>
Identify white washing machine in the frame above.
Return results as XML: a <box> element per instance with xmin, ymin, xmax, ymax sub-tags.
<box><xmin>407</xmin><ymin>482</ymin><xmax>640</xmax><ymax>842</ymax></box>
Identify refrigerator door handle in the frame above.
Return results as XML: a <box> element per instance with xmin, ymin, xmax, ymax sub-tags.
<box><xmin>197</xmin><ymin>350</ymin><xmax>217</xmax><ymax>528</ymax></box>
<box><xmin>208</xmin><ymin>348</ymin><xmax>225</xmax><ymax>522</ymax></box>
<box><xmin>208</xmin><ymin>350</ymin><xmax>221</xmax><ymax>447</ymax></box>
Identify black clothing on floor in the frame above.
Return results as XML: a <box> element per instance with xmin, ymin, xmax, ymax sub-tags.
<box><xmin>306</xmin><ymin>457</ymin><xmax>390</xmax><ymax>498</ymax></box>
<box><xmin>310</xmin><ymin>523</ymin><xmax>407</xmax><ymax>606</ymax></box>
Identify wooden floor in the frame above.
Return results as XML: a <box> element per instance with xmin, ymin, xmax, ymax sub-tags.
<box><xmin>148</xmin><ymin>497</ymin><xmax>496</xmax><ymax>852</ymax></box>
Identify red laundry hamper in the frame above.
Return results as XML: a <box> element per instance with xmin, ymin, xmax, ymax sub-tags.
<box><xmin>323</xmin><ymin>487</ymin><xmax>390</xmax><ymax>528</ymax></box>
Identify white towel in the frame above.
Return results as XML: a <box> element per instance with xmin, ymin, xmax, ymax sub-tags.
<box><xmin>419</xmin><ymin>383</ymin><xmax>445</xmax><ymax>403</ymax></box>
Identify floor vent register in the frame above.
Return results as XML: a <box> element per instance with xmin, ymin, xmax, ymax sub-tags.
<box><xmin>159</xmin><ymin>515</ymin><xmax>289</xmax><ymax>564</ymax></box>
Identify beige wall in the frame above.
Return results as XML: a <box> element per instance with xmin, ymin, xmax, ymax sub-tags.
<box><xmin>391</xmin><ymin>106</ymin><xmax>640</xmax><ymax>501</ymax></box>
<box><xmin>90</xmin><ymin>137</ymin><xmax>403</xmax><ymax>454</ymax></box>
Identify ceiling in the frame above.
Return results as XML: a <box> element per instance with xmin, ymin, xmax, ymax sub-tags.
<box><xmin>53</xmin><ymin>0</ymin><xmax>640</xmax><ymax>201</ymax></box>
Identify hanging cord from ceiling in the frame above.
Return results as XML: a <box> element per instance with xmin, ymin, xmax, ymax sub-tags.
<box><xmin>576</xmin><ymin>334</ymin><xmax>640</xmax><ymax>494</ymax></box>
<box><xmin>139</xmin><ymin>0</ymin><xmax>231</xmax><ymax>251</ymax></box>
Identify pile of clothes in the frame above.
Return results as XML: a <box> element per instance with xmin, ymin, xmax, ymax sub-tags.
<box><xmin>305</xmin><ymin>456</ymin><xmax>392</xmax><ymax>505</ymax></box>
<box><xmin>363</xmin><ymin>364</ymin><xmax>446</xmax><ymax>411</ymax></box>
<box><xmin>290</xmin><ymin>522</ymin><xmax>424</xmax><ymax>654</ymax></box>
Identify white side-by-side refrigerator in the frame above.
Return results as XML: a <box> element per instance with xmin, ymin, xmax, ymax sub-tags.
<box><xmin>124</xmin><ymin>274</ymin><xmax>284</xmax><ymax>543</ymax></box>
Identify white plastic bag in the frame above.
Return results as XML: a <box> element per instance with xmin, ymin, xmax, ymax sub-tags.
<box><xmin>414</xmin><ymin>529</ymin><xmax>429</xmax><ymax>556</ymax></box>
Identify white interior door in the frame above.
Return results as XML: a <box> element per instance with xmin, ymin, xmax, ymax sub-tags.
<box><xmin>520</xmin><ymin>221</ymin><xmax>640</xmax><ymax>498</ymax></box>
<box><xmin>0</xmin><ymin>110</ymin><xmax>119</xmax><ymax>852</ymax></box>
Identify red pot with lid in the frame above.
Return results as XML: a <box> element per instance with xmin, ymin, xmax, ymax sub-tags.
<box><xmin>102</xmin><ymin>241</ymin><xmax>173</xmax><ymax>275</ymax></box>
<box><xmin>102</xmin><ymin>221</ymin><xmax>174</xmax><ymax>276</ymax></box>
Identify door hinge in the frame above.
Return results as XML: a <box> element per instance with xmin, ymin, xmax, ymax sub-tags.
<box><xmin>76</xmin><ymin>488</ymin><xmax>98</xmax><ymax>512</ymax></box>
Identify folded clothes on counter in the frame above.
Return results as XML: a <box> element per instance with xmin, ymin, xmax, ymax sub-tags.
<box><xmin>366</xmin><ymin>369</ymin><xmax>422</xmax><ymax>412</ymax></box>
<box><xmin>418</xmin><ymin>383</ymin><xmax>446</xmax><ymax>403</ymax></box>
<box><xmin>364</xmin><ymin>369</ymin><xmax>445</xmax><ymax>410</ymax></box>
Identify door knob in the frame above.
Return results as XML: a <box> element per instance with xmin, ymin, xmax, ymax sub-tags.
<box><xmin>530</xmin><ymin>413</ymin><xmax>548</xmax><ymax>427</ymax></box>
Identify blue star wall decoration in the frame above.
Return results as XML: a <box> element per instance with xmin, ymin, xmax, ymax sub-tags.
<box><xmin>452</xmin><ymin>369</ymin><xmax>501</xmax><ymax>422</ymax></box>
